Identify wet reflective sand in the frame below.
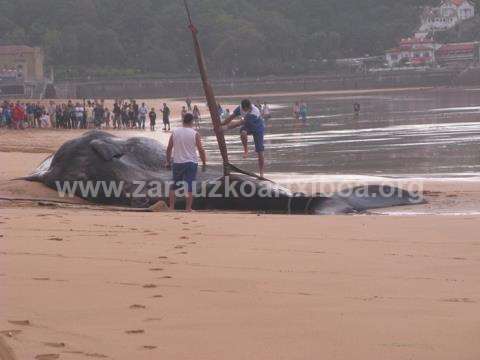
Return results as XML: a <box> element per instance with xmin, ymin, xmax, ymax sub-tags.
<box><xmin>204</xmin><ymin>88</ymin><xmax>480</xmax><ymax>179</ymax></box>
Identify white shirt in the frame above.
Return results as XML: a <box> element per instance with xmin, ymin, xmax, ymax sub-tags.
<box><xmin>172</xmin><ymin>127</ymin><xmax>198</xmax><ymax>164</ymax></box>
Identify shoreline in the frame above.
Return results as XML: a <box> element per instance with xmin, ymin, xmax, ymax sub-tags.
<box><xmin>1</xmin><ymin>106</ymin><xmax>480</xmax><ymax>359</ymax></box>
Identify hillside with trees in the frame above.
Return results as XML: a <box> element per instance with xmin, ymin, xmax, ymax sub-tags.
<box><xmin>0</xmin><ymin>0</ymin><xmax>467</xmax><ymax>78</ymax></box>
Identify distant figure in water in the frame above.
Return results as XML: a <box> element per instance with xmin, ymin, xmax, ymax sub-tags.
<box><xmin>293</xmin><ymin>101</ymin><xmax>300</xmax><ymax>121</ymax></box>
<box><xmin>181</xmin><ymin>106</ymin><xmax>188</xmax><ymax>122</ymax></box>
<box><xmin>262</xmin><ymin>102</ymin><xmax>271</xmax><ymax>120</ymax></box>
<box><xmin>354</xmin><ymin>102</ymin><xmax>361</xmax><ymax>116</ymax></box>
<box><xmin>222</xmin><ymin>99</ymin><xmax>266</xmax><ymax>178</ymax></box>
<box><xmin>217</xmin><ymin>103</ymin><xmax>224</xmax><ymax>119</ymax></box>
<box><xmin>192</xmin><ymin>105</ymin><xmax>201</xmax><ymax>130</ymax></box>
<box><xmin>299</xmin><ymin>101</ymin><xmax>308</xmax><ymax>123</ymax></box>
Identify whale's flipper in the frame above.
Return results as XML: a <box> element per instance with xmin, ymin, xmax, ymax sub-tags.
<box><xmin>90</xmin><ymin>139</ymin><xmax>125</xmax><ymax>161</ymax></box>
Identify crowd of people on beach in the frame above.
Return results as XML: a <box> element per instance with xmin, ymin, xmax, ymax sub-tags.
<box><xmin>0</xmin><ymin>99</ymin><xmax>176</xmax><ymax>132</ymax></box>
<box><xmin>0</xmin><ymin>96</ymin><xmax>317</xmax><ymax>131</ymax></box>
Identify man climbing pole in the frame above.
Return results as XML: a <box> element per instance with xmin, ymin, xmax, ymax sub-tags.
<box><xmin>221</xmin><ymin>99</ymin><xmax>265</xmax><ymax>178</ymax></box>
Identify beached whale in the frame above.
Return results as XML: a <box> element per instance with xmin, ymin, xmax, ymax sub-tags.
<box><xmin>22</xmin><ymin>131</ymin><xmax>424</xmax><ymax>214</ymax></box>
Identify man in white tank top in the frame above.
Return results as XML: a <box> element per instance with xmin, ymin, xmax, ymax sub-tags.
<box><xmin>166</xmin><ymin>113</ymin><xmax>207</xmax><ymax>212</ymax></box>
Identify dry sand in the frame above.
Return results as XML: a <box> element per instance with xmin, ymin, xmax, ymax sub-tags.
<box><xmin>1</xmin><ymin>126</ymin><xmax>480</xmax><ymax>360</ymax></box>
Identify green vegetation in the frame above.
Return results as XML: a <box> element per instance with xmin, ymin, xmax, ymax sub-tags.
<box><xmin>435</xmin><ymin>15</ymin><xmax>480</xmax><ymax>43</ymax></box>
<box><xmin>0</xmin><ymin>0</ymin><xmax>457</xmax><ymax>78</ymax></box>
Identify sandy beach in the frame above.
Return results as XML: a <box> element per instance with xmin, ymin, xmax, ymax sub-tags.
<box><xmin>1</xmin><ymin>124</ymin><xmax>480</xmax><ymax>359</ymax></box>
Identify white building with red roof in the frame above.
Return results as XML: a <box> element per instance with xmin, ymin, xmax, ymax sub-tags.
<box><xmin>385</xmin><ymin>38</ymin><xmax>440</xmax><ymax>67</ymax></box>
<box><xmin>436</xmin><ymin>42</ymin><xmax>480</xmax><ymax>67</ymax></box>
<box><xmin>416</xmin><ymin>0</ymin><xmax>475</xmax><ymax>38</ymax></box>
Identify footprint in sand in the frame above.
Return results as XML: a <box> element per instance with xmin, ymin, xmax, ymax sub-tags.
<box><xmin>47</xmin><ymin>237</ymin><xmax>63</xmax><ymax>242</ymax></box>
<box><xmin>33</xmin><ymin>277</ymin><xmax>51</xmax><ymax>281</ymax></box>
<box><xmin>158</xmin><ymin>256</ymin><xmax>168</xmax><ymax>259</ymax></box>
<box><xmin>142</xmin><ymin>346</ymin><xmax>157</xmax><ymax>350</ymax></box>
<box><xmin>125</xmin><ymin>329</ymin><xmax>145</xmax><ymax>335</ymax></box>
<box><xmin>152</xmin><ymin>295</ymin><xmax>163</xmax><ymax>299</ymax></box>
<box><xmin>149</xmin><ymin>268</ymin><xmax>164</xmax><ymax>272</ymax></box>
<box><xmin>144</xmin><ymin>317</ymin><xmax>162</xmax><ymax>322</ymax></box>
<box><xmin>174</xmin><ymin>245</ymin><xmax>184</xmax><ymax>249</ymax></box>
<box><xmin>441</xmin><ymin>298</ymin><xmax>476</xmax><ymax>303</ymax></box>
<box><xmin>179</xmin><ymin>236</ymin><xmax>189</xmax><ymax>240</ymax></box>
<box><xmin>8</xmin><ymin>320</ymin><xmax>30</xmax><ymax>326</ymax></box>
<box><xmin>35</xmin><ymin>354</ymin><xmax>60</xmax><ymax>360</ymax></box>
<box><xmin>129</xmin><ymin>304</ymin><xmax>147</xmax><ymax>309</ymax></box>
<box><xmin>143</xmin><ymin>284</ymin><xmax>157</xmax><ymax>289</ymax></box>
<box><xmin>43</xmin><ymin>342</ymin><xmax>66</xmax><ymax>348</ymax></box>
<box><xmin>64</xmin><ymin>351</ymin><xmax>107</xmax><ymax>358</ymax></box>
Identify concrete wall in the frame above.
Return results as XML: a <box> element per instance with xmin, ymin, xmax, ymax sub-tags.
<box><xmin>54</xmin><ymin>69</ymin><xmax>460</xmax><ymax>100</ymax></box>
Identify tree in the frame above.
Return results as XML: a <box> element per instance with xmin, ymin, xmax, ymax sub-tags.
<box><xmin>0</xmin><ymin>0</ymin><xmax>445</xmax><ymax>77</ymax></box>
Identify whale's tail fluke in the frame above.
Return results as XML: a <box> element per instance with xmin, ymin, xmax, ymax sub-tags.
<box><xmin>13</xmin><ymin>154</ymin><xmax>54</xmax><ymax>183</ymax></box>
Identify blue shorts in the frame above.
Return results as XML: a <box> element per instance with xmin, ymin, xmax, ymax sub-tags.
<box><xmin>240</xmin><ymin>115</ymin><xmax>265</xmax><ymax>153</ymax></box>
<box><xmin>172</xmin><ymin>162</ymin><xmax>198</xmax><ymax>192</ymax></box>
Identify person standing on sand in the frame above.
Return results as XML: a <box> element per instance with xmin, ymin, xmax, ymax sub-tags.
<box><xmin>139</xmin><ymin>102</ymin><xmax>148</xmax><ymax>130</ymax></box>
<box><xmin>104</xmin><ymin>107</ymin><xmax>111</xmax><ymax>128</ymax></box>
<box><xmin>12</xmin><ymin>101</ymin><xmax>25</xmax><ymax>130</ymax></box>
<box><xmin>34</xmin><ymin>103</ymin><xmax>43</xmax><ymax>128</ymax></box>
<box><xmin>26</xmin><ymin>103</ymin><xmax>35</xmax><ymax>128</ymax></box>
<box><xmin>121</xmin><ymin>103</ymin><xmax>129</xmax><ymax>128</ymax></box>
<box><xmin>161</xmin><ymin>103</ymin><xmax>171</xmax><ymax>131</ymax></box>
<box><xmin>149</xmin><ymin>107</ymin><xmax>156</xmax><ymax>131</ymax></box>
<box><xmin>85</xmin><ymin>102</ymin><xmax>94</xmax><ymax>129</ymax></box>
<box><xmin>93</xmin><ymin>103</ymin><xmax>104</xmax><ymax>129</ymax></box>
<box><xmin>113</xmin><ymin>102</ymin><xmax>121</xmax><ymax>129</ymax></box>
<box><xmin>186</xmin><ymin>97</ymin><xmax>192</xmax><ymax>111</ymax></box>
<box><xmin>75</xmin><ymin>103</ymin><xmax>85</xmax><ymax>129</ymax></box>
<box><xmin>166</xmin><ymin>113</ymin><xmax>207</xmax><ymax>212</ymax></box>
<box><xmin>132</xmin><ymin>100</ymin><xmax>139</xmax><ymax>128</ymax></box>
<box><xmin>221</xmin><ymin>99</ymin><xmax>266</xmax><ymax>178</ymax></box>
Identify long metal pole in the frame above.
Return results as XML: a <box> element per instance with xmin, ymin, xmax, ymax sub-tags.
<box><xmin>183</xmin><ymin>0</ymin><xmax>230</xmax><ymax>175</ymax></box>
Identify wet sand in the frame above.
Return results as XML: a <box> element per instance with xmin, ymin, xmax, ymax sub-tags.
<box><xmin>1</xmin><ymin>126</ymin><xmax>480</xmax><ymax>359</ymax></box>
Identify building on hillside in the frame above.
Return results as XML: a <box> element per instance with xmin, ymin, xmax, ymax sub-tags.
<box><xmin>416</xmin><ymin>0</ymin><xmax>475</xmax><ymax>38</ymax></box>
<box><xmin>385</xmin><ymin>38</ymin><xmax>440</xmax><ymax>67</ymax></box>
<box><xmin>335</xmin><ymin>56</ymin><xmax>385</xmax><ymax>72</ymax></box>
<box><xmin>386</xmin><ymin>38</ymin><xmax>480</xmax><ymax>68</ymax></box>
<box><xmin>0</xmin><ymin>45</ymin><xmax>45</xmax><ymax>97</ymax></box>
<box><xmin>436</xmin><ymin>41</ymin><xmax>480</xmax><ymax>67</ymax></box>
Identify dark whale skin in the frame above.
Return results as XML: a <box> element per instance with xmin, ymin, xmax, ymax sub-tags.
<box><xmin>24</xmin><ymin>131</ymin><xmax>425</xmax><ymax>214</ymax></box>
